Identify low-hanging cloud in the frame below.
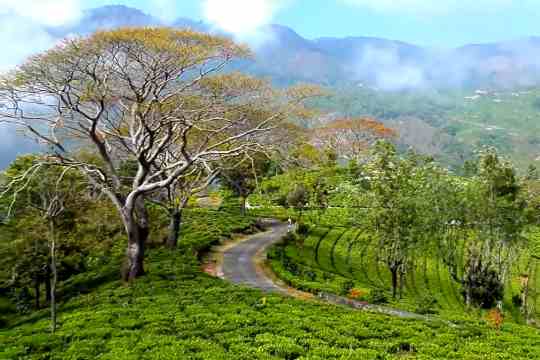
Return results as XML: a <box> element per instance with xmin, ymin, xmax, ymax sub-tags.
<box><xmin>0</xmin><ymin>0</ymin><xmax>81</xmax><ymax>168</ymax></box>
<box><xmin>353</xmin><ymin>46</ymin><xmax>427</xmax><ymax>91</ymax></box>
<box><xmin>203</xmin><ymin>0</ymin><xmax>282</xmax><ymax>35</ymax></box>
<box><xmin>0</xmin><ymin>0</ymin><xmax>82</xmax><ymax>71</ymax></box>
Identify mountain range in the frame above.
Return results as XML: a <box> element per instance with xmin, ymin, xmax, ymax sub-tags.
<box><xmin>2</xmin><ymin>4</ymin><xmax>540</xmax><ymax>169</ymax></box>
<box><xmin>46</xmin><ymin>5</ymin><xmax>540</xmax><ymax>91</ymax></box>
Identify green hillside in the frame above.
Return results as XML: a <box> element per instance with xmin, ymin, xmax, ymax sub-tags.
<box><xmin>269</xmin><ymin>226</ymin><xmax>540</xmax><ymax>321</ymax></box>
<box><xmin>2</xmin><ymin>226</ymin><xmax>540</xmax><ymax>359</ymax></box>
<box><xmin>313</xmin><ymin>87</ymin><xmax>540</xmax><ymax>169</ymax></box>
<box><xmin>3</xmin><ymin>23</ymin><xmax>540</xmax><ymax>360</ymax></box>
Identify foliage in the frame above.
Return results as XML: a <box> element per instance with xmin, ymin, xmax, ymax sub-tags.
<box><xmin>0</xmin><ymin>27</ymin><xmax>318</xmax><ymax>281</ymax></box>
<box><xmin>368</xmin><ymin>288</ymin><xmax>389</xmax><ymax>305</ymax></box>
<box><xmin>462</xmin><ymin>251</ymin><xmax>504</xmax><ymax>309</ymax></box>
<box><xmin>364</xmin><ymin>141</ymin><xmax>428</xmax><ymax>298</ymax></box>
<box><xmin>296</xmin><ymin>222</ymin><xmax>310</xmax><ymax>236</ymax></box>
<box><xmin>267</xmin><ymin>221</ymin><xmax>540</xmax><ymax>322</ymax></box>
<box><xmin>312</xmin><ymin>86</ymin><xmax>540</xmax><ymax>169</ymax></box>
<box><xmin>415</xmin><ymin>295</ymin><xmax>439</xmax><ymax>315</ymax></box>
<box><xmin>3</xmin><ymin>248</ymin><xmax>540</xmax><ymax>359</ymax></box>
<box><xmin>311</xmin><ymin>117</ymin><xmax>397</xmax><ymax>162</ymax></box>
<box><xmin>486</xmin><ymin>308</ymin><xmax>505</xmax><ymax>331</ymax></box>
<box><xmin>339</xmin><ymin>279</ymin><xmax>355</xmax><ymax>296</ymax></box>
<box><xmin>287</xmin><ymin>184</ymin><xmax>309</xmax><ymax>211</ymax></box>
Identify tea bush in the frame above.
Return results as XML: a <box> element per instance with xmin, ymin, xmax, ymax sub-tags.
<box><xmin>2</xmin><ymin>249</ymin><xmax>540</xmax><ymax>359</ymax></box>
<box><xmin>1</xmin><ymin>212</ymin><xmax>540</xmax><ymax>359</ymax></box>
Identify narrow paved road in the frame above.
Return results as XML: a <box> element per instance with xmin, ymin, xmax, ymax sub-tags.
<box><xmin>222</xmin><ymin>220</ymin><xmax>288</xmax><ymax>293</ymax></box>
<box><xmin>220</xmin><ymin>221</ymin><xmax>448</xmax><ymax>323</ymax></box>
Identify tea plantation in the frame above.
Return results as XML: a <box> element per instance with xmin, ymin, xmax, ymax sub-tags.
<box><xmin>2</xmin><ymin>211</ymin><xmax>540</xmax><ymax>359</ymax></box>
<box><xmin>269</xmin><ymin>225</ymin><xmax>540</xmax><ymax>322</ymax></box>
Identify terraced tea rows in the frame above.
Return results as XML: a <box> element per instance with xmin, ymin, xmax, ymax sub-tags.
<box><xmin>284</xmin><ymin>226</ymin><xmax>540</xmax><ymax>318</ymax></box>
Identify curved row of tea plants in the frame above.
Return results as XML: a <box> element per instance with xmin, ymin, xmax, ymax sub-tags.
<box><xmin>269</xmin><ymin>225</ymin><xmax>540</xmax><ymax>321</ymax></box>
<box><xmin>3</xmin><ymin>248</ymin><xmax>540</xmax><ymax>359</ymax></box>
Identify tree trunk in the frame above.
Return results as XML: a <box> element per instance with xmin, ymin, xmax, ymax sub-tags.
<box><xmin>45</xmin><ymin>265</ymin><xmax>51</xmax><ymax>303</ymax></box>
<box><xmin>33</xmin><ymin>278</ymin><xmax>40</xmax><ymax>309</ymax></box>
<box><xmin>166</xmin><ymin>208</ymin><xmax>182</xmax><ymax>249</ymax></box>
<box><xmin>240</xmin><ymin>197</ymin><xmax>247</xmax><ymax>216</ymax></box>
<box><xmin>399</xmin><ymin>270</ymin><xmax>405</xmax><ymax>299</ymax></box>
<box><xmin>465</xmin><ymin>286</ymin><xmax>472</xmax><ymax>308</ymax></box>
<box><xmin>391</xmin><ymin>268</ymin><xmax>398</xmax><ymax>299</ymax></box>
<box><xmin>49</xmin><ymin>220</ymin><xmax>57</xmax><ymax>334</ymax></box>
<box><xmin>124</xmin><ymin>223</ymin><xmax>147</xmax><ymax>281</ymax></box>
<box><xmin>522</xmin><ymin>272</ymin><xmax>530</xmax><ymax>322</ymax></box>
<box><xmin>122</xmin><ymin>200</ymin><xmax>149</xmax><ymax>282</ymax></box>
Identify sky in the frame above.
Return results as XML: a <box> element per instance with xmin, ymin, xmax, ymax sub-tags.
<box><xmin>81</xmin><ymin>0</ymin><xmax>540</xmax><ymax>47</ymax></box>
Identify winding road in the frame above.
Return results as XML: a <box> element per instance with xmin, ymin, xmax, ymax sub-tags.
<box><xmin>220</xmin><ymin>221</ymin><xmax>439</xmax><ymax>322</ymax></box>
<box><xmin>221</xmin><ymin>220</ymin><xmax>289</xmax><ymax>294</ymax></box>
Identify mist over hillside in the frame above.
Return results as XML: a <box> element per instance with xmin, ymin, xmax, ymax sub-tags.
<box><xmin>41</xmin><ymin>5</ymin><xmax>540</xmax><ymax>90</ymax></box>
<box><xmin>2</xmin><ymin>4</ymin><xmax>540</xmax><ymax>169</ymax></box>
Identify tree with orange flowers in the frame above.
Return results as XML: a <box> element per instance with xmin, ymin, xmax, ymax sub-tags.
<box><xmin>311</xmin><ymin>117</ymin><xmax>397</xmax><ymax>162</ymax></box>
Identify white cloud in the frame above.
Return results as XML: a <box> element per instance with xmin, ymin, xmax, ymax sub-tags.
<box><xmin>148</xmin><ymin>0</ymin><xmax>177</xmax><ymax>23</ymax></box>
<box><xmin>353</xmin><ymin>46</ymin><xmax>426</xmax><ymax>91</ymax></box>
<box><xmin>202</xmin><ymin>0</ymin><xmax>287</xmax><ymax>36</ymax></box>
<box><xmin>0</xmin><ymin>0</ymin><xmax>82</xmax><ymax>27</ymax></box>
<box><xmin>341</xmin><ymin>0</ymin><xmax>513</xmax><ymax>16</ymax></box>
<box><xmin>0</xmin><ymin>16</ymin><xmax>57</xmax><ymax>72</ymax></box>
<box><xmin>0</xmin><ymin>0</ymin><xmax>82</xmax><ymax>72</ymax></box>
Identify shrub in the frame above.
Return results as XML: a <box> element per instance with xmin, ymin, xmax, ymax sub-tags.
<box><xmin>512</xmin><ymin>294</ymin><xmax>523</xmax><ymax>307</ymax></box>
<box><xmin>296</xmin><ymin>222</ymin><xmax>310</xmax><ymax>236</ymax></box>
<box><xmin>303</xmin><ymin>270</ymin><xmax>317</xmax><ymax>281</ymax></box>
<box><xmin>340</xmin><ymin>280</ymin><xmax>355</xmax><ymax>296</ymax></box>
<box><xmin>283</xmin><ymin>257</ymin><xmax>299</xmax><ymax>276</ymax></box>
<box><xmin>276</xmin><ymin>194</ymin><xmax>288</xmax><ymax>207</ymax></box>
<box><xmin>368</xmin><ymin>288</ymin><xmax>388</xmax><ymax>305</ymax></box>
<box><xmin>389</xmin><ymin>341</ymin><xmax>417</xmax><ymax>354</ymax></box>
<box><xmin>282</xmin><ymin>231</ymin><xmax>298</xmax><ymax>245</ymax></box>
<box><xmin>287</xmin><ymin>185</ymin><xmax>308</xmax><ymax>211</ymax></box>
<box><xmin>462</xmin><ymin>259</ymin><xmax>504</xmax><ymax>309</ymax></box>
<box><xmin>349</xmin><ymin>288</ymin><xmax>368</xmax><ymax>301</ymax></box>
<box><xmin>267</xmin><ymin>246</ymin><xmax>285</xmax><ymax>261</ymax></box>
<box><xmin>415</xmin><ymin>295</ymin><xmax>438</xmax><ymax>315</ymax></box>
<box><xmin>486</xmin><ymin>308</ymin><xmax>504</xmax><ymax>331</ymax></box>
<box><xmin>12</xmin><ymin>288</ymin><xmax>32</xmax><ymax>314</ymax></box>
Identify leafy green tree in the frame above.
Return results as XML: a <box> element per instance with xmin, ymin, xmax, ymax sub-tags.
<box><xmin>310</xmin><ymin>176</ymin><xmax>331</xmax><ymax>224</ymax></box>
<box><xmin>1</xmin><ymin>156</ymin><xmax>84</xmax><ymax>331</ymax></box>
<box><xmin>440</xmin><ymin>148</ymin><xmax>527</xmax><ymax>308</ymax></box>
<box><xmin>221</xmin><ymin>156</ymin><xmax>271</xmax><ymax>216</ymax></box>
<box><xmin>365</xmin><ymin>142</ymin><xmax>425</xmax><ymax>298</ymax></box>
<box><xmin>462</xmin><ymin>247</ymin><xmax>504</xmax><ymax>309</ymax></box>
<box><xmin>287</xmin><ymin>184</ymin><xmax>309</xmax><ymax>223</ymax></box>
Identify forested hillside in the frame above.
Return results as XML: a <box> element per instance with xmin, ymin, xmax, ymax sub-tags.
<box><xmin>312</xmin><ymin>87</ymin><xmax>540</xmax><ymax>169</ymax></box>
<box><xmin>1</xmin><ymin>5</ymin><xmax>540</xmax><ymax>360</ymax></box>
<box><xmin>4</xmin><ymin>5</ymin><xmax>540</xmax><ymax>170</ymax></box>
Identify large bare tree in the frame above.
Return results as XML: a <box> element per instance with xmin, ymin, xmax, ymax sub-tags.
<box><xmin>0</xmin><ymin>27</ymin><xmax>318</xmax><ymax>281</ymax></box>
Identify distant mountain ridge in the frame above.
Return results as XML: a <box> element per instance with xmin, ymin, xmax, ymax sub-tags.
<box><xmin>47</xmin><ymin>5</ymin><xmax>540</xmax><ymax>90</ymax></box>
